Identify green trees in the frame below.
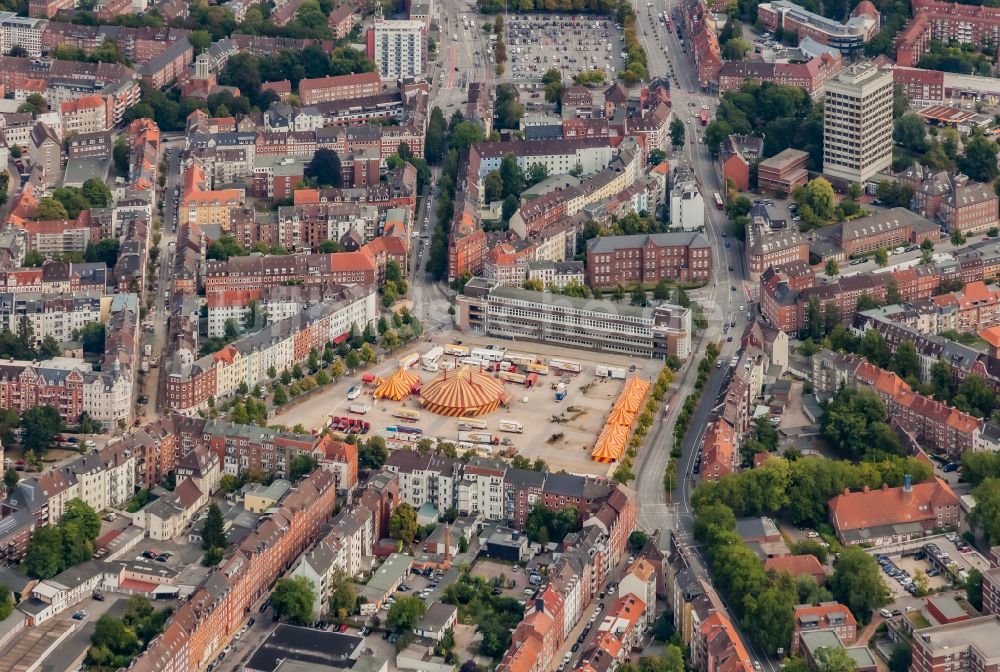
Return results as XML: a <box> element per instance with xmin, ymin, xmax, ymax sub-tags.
<box><xmin>967</xmin><ymin>568</ymin><xmax>984</xmax><ymax>610</ymax></box>
<box><xmin>20</xmin><ymin>405</ymin><xmax>66</xmax><ymax>456</ymax></box>
<box><xmin>206</xmin><ymin>235</ymin><xmax>245</xmax><ymax>261</ymax></box>
<box><xmin>359</xmin><ymin>435</ymin><xmax>387</xmax><ymax>468</ymax></box>
<box><xmin>289</xmin><ymin>454</ymin><xmax>317</xmax><ymax>481</ymax></box>
<box><xmin>387</xmin><ymin>595</ymin><xmax>427</xmax><ymax>633</ymax></box>
<box><xmin>201</xmin><ymin>503</ymin><xmax>226</xmax><ymax>566</ymax></box>
<box><xmin>35</xmin><ymin>197</ymin><xmax>68</xmax><ymax>220</ymax></box>
<box><xmin>271</xmin><ymin>576</ymin><xmax>316</xmax><ymax>624</ymax></box>
<box><xmin>25</xmin><ymin>525</ymin><xmax>63</xmax><ymax>579</ymax></box>
<box><xmin>524</xmin><ymin>504</ymin><xmax>581</xmax><ymax>546</ymax></box>
<box><xmin>820</xmin><ymin>387</ymin><xmax>902</xmax><ymax>460</ymax></box>
<box><xmin>495</xmin><ymin>84</ymin><xmax>523</xmax><ymax>130</ymax></box>
<box><xmin>829</xmin><ymin>547</ymin><xmax>889</xmax><ymax>624</ymax></box>
<box><xmin>893</xmin><ymin>113</ymin><xmax>927</xmax><ymax>153</ymax></box>
<box><xmin>958</xmin><ymin>131</ymin><xmax>1000</xmax><ymax>183</ymax></box>
<box><xmin>25</xmin><ymin>499</ymin><xmax>100</xmax><ymax>578</ymax></box>
<box><xmin>328</xmin><ymin>570</ymin><xmax>357</xmax><ymax>619</ymax></box>
<box><xmin>425</xmin><ymin>107</ymin><xmax>447</xmax><ymax>165</ymax></box>
<box><xmin>954</xmin><ymin>374</ymin><xmax>998</xmax><ymax>418</ymax></box>
<box><xmin>86</xmin><ymin>596</ymin><xmax>170</xmax><ymax>670</ymax></box>
<box><xmin>305</xmin><ymin>149</ymin><xmax>343</xmax><ymax>188</ymax></box>
<box><xmin>889</xmin><ymin>644</ymin><xmax>913</xmax><ymax>672</ymax></box>
<box><xmin>113</xmin><ymin>135</ymin><xmax>129</xmax><ymax>175</ymax></box>
<box><xmin>390</xmin><ymin>503</ymin><xmax>418</xmax><ymax>545</ymax></box>
<box><xmin>814</xmin><ymin>646</ymin><xmax>857</xmax><ymax>672</ymax></box>
<box><xmin>970</xmin><ymin>479</ymin><xmax>1000</xmax><ymax>544</ymax></box>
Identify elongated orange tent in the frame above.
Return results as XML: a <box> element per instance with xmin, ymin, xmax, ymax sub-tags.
<box><xmin>592</xmin><ymin>424</ymin><xmax>628</xmax><ymax>462</ymax></box>
<box><xmin>374</xmin><ymin>368</ymin><xmax>419</xmax><ymax>401</ymax></box>
<box><xmin>593</xmin><ymin>376</ymin><xmax>651</xmax><ymax>462</ymax></box>
<box><xmin>607</xmin><ymin>404</ymin><xmax>635</xmax><ymax>428</ymax></box>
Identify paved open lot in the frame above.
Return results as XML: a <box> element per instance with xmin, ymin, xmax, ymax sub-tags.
<box><xmin>274</xmin><ymin>331</ymin><xmax>661</xmax><ymax>478</ymax></box>
<box><xmin>505</xmin><ymin>14</ymin><xmax>625</xmax><ymax>84</ymax></box>
<box><xmin>867</xmin><ymin>534</ymin><xmax>989</xmax><ymax>598</ymax></box>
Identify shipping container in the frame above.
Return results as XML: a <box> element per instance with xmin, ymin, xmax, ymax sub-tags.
<box><xmin>596</xmin><ymin>365</ymin><xmax>626</xmax><ymax>379</ymax></box>
<box><xmin>445</xmin><ymin>344</ymin><xmax>469</xmax><ymax>356</ymax></box>
<box><xmin>525</xmin><ymin>372</ymin><xmax>539</xmax><ymax>388</ymax></box>
<box><xmin>393</xmin><ymin>409</ymin><xmax>421</xmax><ymax>422</ymax></box>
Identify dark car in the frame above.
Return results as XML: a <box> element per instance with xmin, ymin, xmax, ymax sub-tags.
<box><xmin>248</xmin><ymin>618</ymin><xmax>255</xmax><ymax>627</ymax></box>
<box><xmin>572</xmin><ymin>643</ymin><xmax>580</xmax><ymax>652</ymax></box>
<box><xmin>92</xmin><ymin>592</ymin><xmax>105</xmax><ymax>601</ymax></box>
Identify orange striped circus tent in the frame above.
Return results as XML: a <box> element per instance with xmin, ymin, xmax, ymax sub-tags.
<box><xmin>606</xmin><ymin>404</ymin><xmax>635</xmax><ymax>428</ymax></box>
<box><xmin>420</xmin><ymin>366</ymin><xmax>508</xmax><ymax>417</ymax></box>
<box><xmin>592</xmin><ymin>423</ymin><xmax>628</xmax><ymax>462</ymax></box>
<box><xmin>374</xmin><ymin>368</ymin><xmax>419</xmax><ymax>401</ymax></box>
<box><xmin>613</xmin><ymin>377</ymin><xmax>650</xmax><ymax>414</ymax></box>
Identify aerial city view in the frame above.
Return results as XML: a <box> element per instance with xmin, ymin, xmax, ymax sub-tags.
<box><xmin>1</xmin><ymin>0</ymin><xmax>1000</xmax><ymax>666</ymax></box>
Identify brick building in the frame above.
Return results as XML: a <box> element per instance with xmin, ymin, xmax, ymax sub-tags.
<box><xmin>585</xmin><ymin>232</ymin><xmax>712</xmax><ymax>287</ymax></box>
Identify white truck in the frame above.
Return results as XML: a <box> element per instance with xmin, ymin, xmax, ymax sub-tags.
<box><xmin>421</xmin><ymin>346</ymin><xmax>444</xmax><ymax>371</ymax></box>
<box><xmin>471</xmin><ymin>347</ymin><xmax>505</xmax><ymax>362</ymax></box>
<box><xmin>499</xmin><ymin>420</ymin><xmax>524</xmax><ymax>433</ymax></box>
<box><xmin>596</xmin><ymin>365</ymin><xmax>626</xmax><ymax>379</ymax></box>
<box><xmin>550</xmin><ymin>358</ymin><xmax>582</xmax><ymax>373</ymax></box>
<box><xmin>349</xmin><ymin>402</ymin><xmax>370</xmax><ymax>415</ymax></box>
<box><xmin>458</xmin><ymin>431</ymin><xmax>498</xmax><ymax>445</ymax></box>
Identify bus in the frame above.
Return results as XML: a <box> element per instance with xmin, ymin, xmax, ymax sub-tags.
<box><xmin>393</xmin><ymin>409</ymin><xmax>421</xmax><ymax>422</ymax></box>
<box><xmin>714</xmin><ymin>193</ymin><xmax>724</xmax><ymax>210</ymax></box>
<box><xmin>699</xmin><ymin>109</ymin><xmax>708</xmax><ymax>126</ymax></box>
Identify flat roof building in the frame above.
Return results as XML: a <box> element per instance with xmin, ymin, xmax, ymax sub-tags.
<box><xmin>823</xmin><ymin>62</ymin><xmax>893</xmax><ymax>184</ymax></box>
<box><xmin>457</xmin><ymin>280</ymin><xmax>693</xmax><ymax>361</ymax></box>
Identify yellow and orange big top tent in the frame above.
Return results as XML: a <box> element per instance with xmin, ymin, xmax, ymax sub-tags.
<box><xmin>374</xmin><ymin>367</ymin><xmax>420</xmax><ymax>401</ymax></box>
<box><xmin>592</xmin><ymin>377</ymin><xmax>651</xmax><ymax>463</ymax></box>
<box><xmin>419</xmin><ymin>365</ymin><xmax>509</xmax><ymax>417</ymax></box>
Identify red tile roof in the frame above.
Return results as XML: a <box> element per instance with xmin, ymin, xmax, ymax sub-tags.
<box><xmin>828</xmin><ymin>478</ymin><xmax>960</xmax><ymax>534</ymax></box>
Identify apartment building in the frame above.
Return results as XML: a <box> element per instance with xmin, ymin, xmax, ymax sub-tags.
<box><xmin>60</xmin><ymin>95</ymin><xmax>111</xmax><ymax>134</ymax></box>
<box><xmin>699</xmin><ymin>419</ymin><xmax>735</xmax><ymax>482</ymax></box>
<box><xmin>823</xmin><ymin>63</ymin><xmax>894</xmax><ymax>184</ymax></box>
<box><xmin>165</xmin><ymin>288</ymin><xmax>377</xmax><ymax>412</ymax></box>
<box><xmin>585</xmin><ymin>232</ymin><xmax>712</xmax><ymax>287</ymax></box>
<box><xmin>720</xmin><ymin>135</ymin><xmax>764</xmax><ymax>192</ymax></box>
<box><xmin>327</xmin><ymin>3</ymin><xmax>359</xmax><ymax>38</ymax></box>
<box><xmin>896</xmin><ymin>0</ymin><xmax>1000</xmax><ymax>67</ymax></box>
<box><xmin>0</xmin><ymin>14</ymin><xmax>47</xmax><ymax>57</ymax></box>
<box><xmin>910</xmin><ymin>615</ymin><xmax>1000</xmax><ymax>672</ymax></box>
<box><xmin>132</xmin><ymin>470</ymin><xmax>337</xmax><ymax>671</ymax></box>
<box><xmin>792</xmin><ymin>603</ymin><xmax>858</xmax><ymax>653</ymax></box>
<box><xmin>181</xmin><ymin>162</ymin><xmax>245</xmax><ymax>228</ymax></box>
<box><xmin>474</xmin><ymin>138</ymin><xmax>614</xmax><ymax>179</ymax></box>
<box><xmin>367</xmin><ymin>11</ymin><xmax>426</xmax><ymax>79</ymax></box>
<box><xmin>0</xmin><ymin>291</ymin><xmax>105</xmax><ymax>344</ymax></box>
<box><xmin>670</xmin><ymin>164</ymin><xmax>705</xmax><ymax>231</ymax></box>
<box><xmin>457</xmin><ymin>280</ymin><xmax>693</xmax><ymax>360</ymax></box>
<box><xmin>204</xmin><ymin>252</ymin><xmax>378</xmax><ymax>293</ymax></box>
<box><xmin>29</xmin><ymin>122</ymin><xmax>61</xmax><ymax>188</ymax></box>
<box><xmin>757</xmin><ymin>0</ymin><xmax>880</xmax><ymax>55</ymax></box>
<box><xmin>298</xmin><ymin>72</ymin><xmax>382</xmax><ymax>106</ymax></box>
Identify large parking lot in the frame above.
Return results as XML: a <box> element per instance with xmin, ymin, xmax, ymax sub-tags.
<box><xmin>275</xmin><ymin>331</ymin><xmax>662</xmax><ymax>478</ymax></box>
<box><xmin>505</xmin><ymin>14</ymin><xmax>625</xmax><ymax>83</ymax></box>
<box><xmin>869</xmin><ymin>533</ymin><xmax>989</xmax><ymax>598</ymax></box>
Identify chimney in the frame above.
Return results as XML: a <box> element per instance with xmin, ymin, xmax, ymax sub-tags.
<box><xmin>444</xmin><ymin>525</ymin><xmax>451</xmax><ymax>565</ymax></box>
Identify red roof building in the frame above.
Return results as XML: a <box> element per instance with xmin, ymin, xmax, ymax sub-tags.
<box><xmin>828</xmin><ymin>478</ymin><xmax>961</xmax><ymax>546</ymax></box>
<box><xmin>764</xmin><ymin>554</ymin><xmax>827</xmax><ymax>585</ymax></box>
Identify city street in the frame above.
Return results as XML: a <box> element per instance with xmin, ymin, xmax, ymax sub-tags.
<box><xmin>630</xmin><ymin>4</ymin><xmax>781</xmax><ymax>672</ymax></box>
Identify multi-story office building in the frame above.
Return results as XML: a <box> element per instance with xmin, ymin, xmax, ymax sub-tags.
<box><xmin>457</xmin><ymin>279</ymin><xmax>692</xmax><ymax>360</ymax></box>
<box><xmin>0</xmin><ymin>14</ymin><xmax>47</xmax><ymax>57</ymax></box>
<box><xmin>822</xmin><ymin>63</ymin><xmax>893</xmax><ymax>184</ymax></box>
<box><xmin>367</xmin><ymin>10</ymin><xmax>426</xmax><ymax>79</ymax></box>
<box><xmin>757</xmin><ymin>0</ymin><xmax>880</xmax><ymax>56</ymax></box>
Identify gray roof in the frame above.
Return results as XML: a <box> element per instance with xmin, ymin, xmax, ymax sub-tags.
<box><xmin>418</xmin><ymin>602</ymin><xmax>458</xmax><ymax>633</ymax></box>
